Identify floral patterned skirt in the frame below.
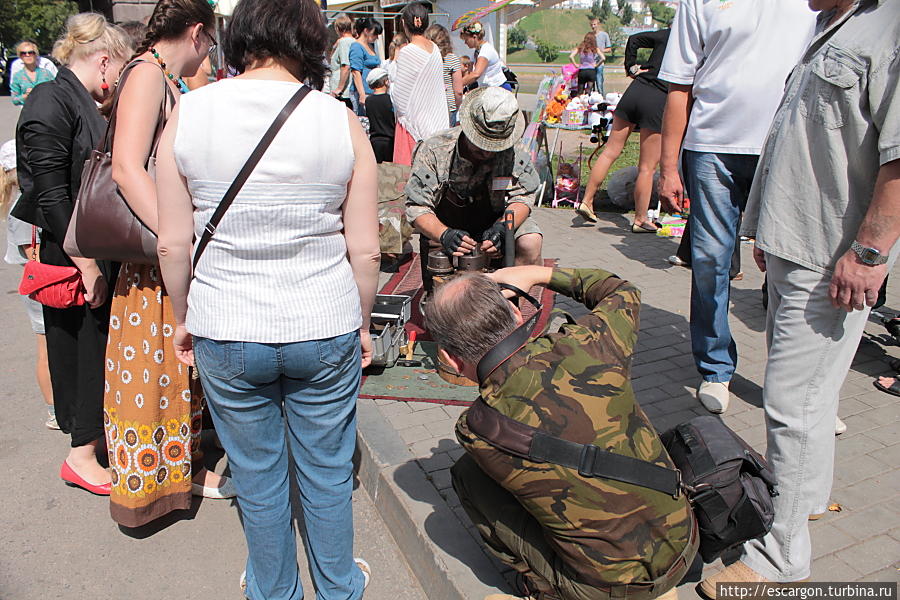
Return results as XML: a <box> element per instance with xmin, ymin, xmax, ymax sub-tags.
<box><xmin>103</xmin><ymin>263</ymin><xmax>203</xmax><ymax>528</ymax></box>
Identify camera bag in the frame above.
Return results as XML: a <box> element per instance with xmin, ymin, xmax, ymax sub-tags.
<box><xmin>660</xmin><ymin>415</ymin><xmax>777</xmax><ymax>562</ymax></box>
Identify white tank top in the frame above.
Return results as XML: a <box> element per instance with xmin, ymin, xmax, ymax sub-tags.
<box><xmin>173</xmin><ymin>79</ymin><xmax>361</xmax><ymax>343</ymax></box>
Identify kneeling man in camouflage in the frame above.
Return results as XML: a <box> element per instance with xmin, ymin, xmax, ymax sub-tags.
<box><xmin>425</xmin><ymin>265</ymin><xmax>698</xmax><ymax>600</ymax></box>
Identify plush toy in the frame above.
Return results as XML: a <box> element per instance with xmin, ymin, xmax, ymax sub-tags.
<box><xmin>544</xmin><ymin>90</ymin><xmax>569</xmax><ymax>124</ymax></box>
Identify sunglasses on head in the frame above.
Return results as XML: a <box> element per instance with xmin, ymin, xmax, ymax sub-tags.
<box><xmin>19</xmin><ymin>50</ymin><xmax>36</xmax><ymax>56</ymax></box>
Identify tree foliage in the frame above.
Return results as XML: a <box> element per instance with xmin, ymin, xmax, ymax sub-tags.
<box><xmin>604</xmin><ymin>14</ymin><xmax>625</xmax><ymax>58</ymax></box>
<box><xmin>535</xmin><ymin>39</ymin><xmax>560</xmax><ymax>63</ymax></box>
<box><xmin>616</xmin><ymin>0</ymin><xmax>626</xmax><ymax>11</ymax></box>
<box><xmin>589</xmin><ymin>0</ymin><xmax>602</xmax><ymax>20</ymax></box>
<box><xmin>507</xmin><ymin>26</ymin><xmax>528</xmax><ymax>50</ymax></box>
<box><xmin>0</xmin><ymin>0</ymin><xmax>78</xmax><ymax>55</ymax></box>
<box><xmin>599</xmin><ymin>0</ymin><xmax>613</xmax><ymax>21</ymax></box>
<box><xmin>646</xmin><ymin>0</ymin><xmax>675</xmax><ymax>26</ymax></box>
<box><xmin>622</xmin><ymin>3</ymin><xmax>634</xmax><ymax>25</ymax></box>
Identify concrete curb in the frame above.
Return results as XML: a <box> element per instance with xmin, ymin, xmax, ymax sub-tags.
<box><xmin>354</xmin><ymin>399</ymin><xmax>509</xmax><ymax>600</ymax></box>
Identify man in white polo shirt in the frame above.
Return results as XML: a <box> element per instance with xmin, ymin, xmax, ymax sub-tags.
<box><xmin>656</xmin><ymin>0</ymin><xmax>815</xmax><ymax>414</ymax></box>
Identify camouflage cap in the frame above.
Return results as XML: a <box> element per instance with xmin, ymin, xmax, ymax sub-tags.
<box><xmin>459</xmin><ymin>87</ymin><xmax>525</xmax><ymax>153</ymax></box>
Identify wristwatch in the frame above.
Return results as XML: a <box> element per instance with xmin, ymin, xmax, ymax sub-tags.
<box><xmin>851</xmin><ymin>240</ymin><xmax>888</xmax><ymax>265</ymax></box>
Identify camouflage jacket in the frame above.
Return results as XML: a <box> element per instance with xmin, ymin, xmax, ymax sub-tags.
<box><xmin>405</xmin><ymin>128</ymin><xmax>540</xmax><ymax>224</ymax></box>
<box><xmin>456</xmin><ymin>268</ymin><xmax>694</xmax><ymax>587</ymax></box>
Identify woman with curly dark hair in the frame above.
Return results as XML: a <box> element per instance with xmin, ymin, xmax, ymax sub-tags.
<box><xmin>348</xmin><ymin>15</ymin><xmax>383</xmax><ymax>115</ymax></box>
<box><xmin>155</xmin><ymin>0</ymin><xmax>380</xmax><ymax>595</ymax></box>
<box><xmin>105</xmin><ymin>0</ymin><xmax>231</xmax><ymax>529</ymax></box>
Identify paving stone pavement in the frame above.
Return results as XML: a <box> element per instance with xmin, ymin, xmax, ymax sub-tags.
<box><xmin>363</xmin><ymin>206</ymin><xmax>900</xmax><ymax>597</ymax></box>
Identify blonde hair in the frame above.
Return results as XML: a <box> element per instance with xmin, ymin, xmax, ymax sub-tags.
<box><xmin>16</xmin><ymin>40</ymin><xmax>39</xmax><ymax>54</ymax></box>
<box><xmin>388</xmin><ymin>32</ymin><xmax>408</xmax><ymax>61</ymax></box>
<box><xmin>0</xmin><ymin>169</ymin><xmax>16</xmax><ymax>216</ymax></box>
<box><xmin>424</xmin><ymin>24</ymin><xmax>451</xmax><ymax>58</ymax></box>
<box><xmin>333</xmin><ymin>13</ymin><xmax>353</xmax><ymax>35</ymax></box>
<box><xmin>52</xmin><ymin>13</ymin><xmax>132</xmax><ymax>65</ymax></box>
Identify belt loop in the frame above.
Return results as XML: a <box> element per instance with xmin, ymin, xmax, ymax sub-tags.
<box><xmin>578</xmin><ymin>444</ymin><xmax>598</xmax><ymax>478</ymax></box>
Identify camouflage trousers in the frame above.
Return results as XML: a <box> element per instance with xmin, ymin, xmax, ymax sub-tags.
<box><xmin>451</xmin><ymin>454</ymin><xmax>698</xmax><ymax>600</ymax></box>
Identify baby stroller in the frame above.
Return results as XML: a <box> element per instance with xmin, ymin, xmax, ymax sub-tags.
<box><xmin>552</xmin><ymin>144</ymin><xmax>583</xmax><ymax>208</ymax></box>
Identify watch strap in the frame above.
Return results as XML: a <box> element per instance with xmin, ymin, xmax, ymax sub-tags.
<box><xmin>851</xmin><ymin>240</ymin><xmax>888</xmax><ymax>266</ymax></box>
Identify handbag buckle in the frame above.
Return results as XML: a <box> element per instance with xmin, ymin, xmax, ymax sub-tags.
<box><xmin>204</xmin><ymin>223</ymin><xmax>217</xmax><ymax>236</ymax></box>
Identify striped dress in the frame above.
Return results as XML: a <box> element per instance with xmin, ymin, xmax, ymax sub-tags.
<box><xmin>442</xmin><ymin>53</ymin><xmax>462</xmax><ymax>113</ymax></box>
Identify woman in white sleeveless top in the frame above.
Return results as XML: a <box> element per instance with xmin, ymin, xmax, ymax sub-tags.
<box><xmin>155</xmin><ymin>0</ymin><xmax>380</xmax><ymax>596</ymax></box>
<box><xmin>389</xmin><ymin>2</ymin><xmax>449</xmax><ymax>164</ymax></box>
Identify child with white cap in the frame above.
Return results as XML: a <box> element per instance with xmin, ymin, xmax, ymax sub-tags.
<box><xmin>0</xmin><ymin>139</ymin><xmax>57</xmax><ymax>429</ymax></box>
<box><xmin>364</xmin><ymin>67</ymin><xmax>395</xmax><ymax>163</ymax></box>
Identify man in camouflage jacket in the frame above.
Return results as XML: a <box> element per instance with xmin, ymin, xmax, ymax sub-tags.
<box><xmin>425</xmin><ymin>265</ymin><xmax>698</xmax><ymax>600</ymax></box>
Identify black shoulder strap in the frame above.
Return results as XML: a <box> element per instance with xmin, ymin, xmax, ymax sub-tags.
<box><xmin>467</xmin><ymin>399</ymin><xmax>681</xmax><ymax>497</ymax></box>
<box><xmin>192</xmin><ymin>86</ymin><xmax>312</xmax><ymax>271</ymax></box>
<box><xmin>476</xmin><ymin>283</ymin><xmax>543</xmax><ymax>384</ymax></box>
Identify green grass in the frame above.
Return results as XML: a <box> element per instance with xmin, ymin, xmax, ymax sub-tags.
<box><xmin>517</xmin><ymin>9</ymin><xmax>594</xmax><ymax>49</ymax></box>
<box><xmin>551</xmin><ymin>134</ymin><xmax>641</xmax><ymax>206</ymax></box>
<box><xmin>506</xmin><ymin>49</ymin><xmax>570</xmax><ymax>64</ymax></box>
<box><xmin>511</xmin><ymin>9</ymin><xmax>626</xmax><ymax>64</ymax></box>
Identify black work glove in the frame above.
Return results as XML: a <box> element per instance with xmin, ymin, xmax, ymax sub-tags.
<box><xmin>440</xmin><ymin>228</ymin><xmax>470</xmax><ymax>255</ymax></box>
<box><xmin>480</xmin><ymin>222</ymin><xmax>506</xmax><ymax>250</ymax></box>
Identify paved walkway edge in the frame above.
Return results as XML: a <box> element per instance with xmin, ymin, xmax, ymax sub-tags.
<box><xmin>354</xmin><ymin>399</ymin><xmax>508</xmax><ymax>600</ymax></box>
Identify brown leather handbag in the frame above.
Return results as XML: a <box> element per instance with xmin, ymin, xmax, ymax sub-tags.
<box><xmin>64</xmin><ymin>60</ymin><xmax>174</xmax><ymax>265</ymax></box>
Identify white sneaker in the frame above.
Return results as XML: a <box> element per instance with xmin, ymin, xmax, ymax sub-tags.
<box><xmin>835</xmin><ymin>416</ymin><xmax>847</xmax><ymax>435</ymax></box>
<box><xmin>697</xmin><ymin>381</ymin><xmax>730</xmax><ymax>414</ymax></box>
<box><xmin>191</xmin><ymin>475</ymin><xmax>237</xmax><ymax>499</ymax></box>
<box><xmin>355</xmin><ymin>557</ymin><xmax>371</xmax><ymax>589</ymax></box>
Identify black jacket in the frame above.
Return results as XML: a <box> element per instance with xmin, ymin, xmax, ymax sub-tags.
<box><xmin>12</xmin><ymin>67</ymin><xmax>107</xmax><ymax>242</ymax></box>
<box><xmin>624</xmin><ymin>28</ymin><xmax>670</xmax><ymax>93</ymax></box>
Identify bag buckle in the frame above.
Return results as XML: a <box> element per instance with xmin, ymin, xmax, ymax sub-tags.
<box><xmin>204</xmin><ymin>222</ymin><xmax>217</xmax><ymax>236</ymax></box>
<box><xmin>578</xmin><ymin>444</ymin><xmax>598</xmax><ymax>478</ymax></box>
<box><xmin>673</xmin><ymin>469</ymin><xmax>683</xmax><ymax>499</ymax></box>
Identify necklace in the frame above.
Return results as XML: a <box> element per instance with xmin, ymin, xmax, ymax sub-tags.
<box><xmin>150</xmin><ymin>47</ymin><xmax>189</xmax><ymax>94</ymax></box>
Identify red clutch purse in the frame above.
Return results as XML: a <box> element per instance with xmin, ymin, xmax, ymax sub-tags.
<box><xmin>18</xmin><ymin>227</ymin><xmax>86</xmax><ymax>309</ymax></box>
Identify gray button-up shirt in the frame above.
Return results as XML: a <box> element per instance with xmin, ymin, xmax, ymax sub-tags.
<box><xmin>742</xmin><ymin>0</ymin><xmax>900</xmax><ymax>275</ymax></box>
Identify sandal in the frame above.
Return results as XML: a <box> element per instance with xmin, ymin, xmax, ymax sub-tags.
<box><xmin>631</xmin><ymin>222</ymin><xmax>657</xmax><ymax>233</ymax></box>
<box><xmin>873</xmin><ymin>376</ymin><xmax>900</xmax><ymax>397</ymax></box>
<box><xmin>576</xmin><ymin>203</ymin><xmax>598</xmax><ymax>223</ymax></box>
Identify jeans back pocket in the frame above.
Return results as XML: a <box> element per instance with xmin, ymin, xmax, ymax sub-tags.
<box><xmin>317</xmin><ymin>331</ymin><xmax>359</xmax><ymax>368</ymax></box>
<box><xmin>195</xmin><ymin>338</ymin><xmax>245</xmax><ymax>381</ymax></box>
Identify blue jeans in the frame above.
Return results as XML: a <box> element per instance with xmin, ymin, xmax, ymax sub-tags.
<box><xmin>194</xmin><ymin>332</ymin><xmax>365</xmax><ymax>600</ymax></box>
<box><xmin>683</xmin><ymin>150</ymin><xmax>758</xmax><ymax>383</ymax></box>
<box><xmin>595</xmin><ymin>65</ymin><xmax>605</xmax><ymax>96</ymax></box>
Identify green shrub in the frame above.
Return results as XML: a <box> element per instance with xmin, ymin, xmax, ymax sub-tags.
<box><xmin>535</xmin><ymin>39</ymin><xmax>560</xmax><ymax>63</ymax></box>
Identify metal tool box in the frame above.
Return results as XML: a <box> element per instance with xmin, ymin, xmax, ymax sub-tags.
<box><xmin>369</xmin><ymin>294</ymin><xmax>412</xmax><ymax>368</ymax></box>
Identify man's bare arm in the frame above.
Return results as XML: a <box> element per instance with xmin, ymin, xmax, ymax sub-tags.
<box><xmin>830</xmin><ymin>159</ymin><xmax>900</xmax><ymax>311</ymax></box>
<box><xmin>658</xmin><ymin>83</ymin><xmax>693</xmax><ymax>213</ymax></box>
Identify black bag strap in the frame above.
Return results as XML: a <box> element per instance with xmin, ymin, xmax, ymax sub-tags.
<box><xmin>467</xmin><ymin>399</ymin><xmax>681</xmax><ymax>497</ymax></box>
<box><xmin>476</xmin><ymin>283</ymin><xmax>543</xmax><ymax>384</ymax></box>
<box><xmin>192</xmin><ymin>86</ymin><xmax>311</xmax><ymax>271</ymax></box>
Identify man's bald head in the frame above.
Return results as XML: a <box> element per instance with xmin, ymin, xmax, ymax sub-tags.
<box><xmin>424</xmin><ymin>273</ymin><xmax>519</xmax><ymax>365</ymax></box>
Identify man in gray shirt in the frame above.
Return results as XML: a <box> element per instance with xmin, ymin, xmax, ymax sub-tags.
<box><xmin>589</xmin><ymin>17</ymin><xmax>612</xmax><ymax>95</ymax></box>
<box><xmin>700</xmin><ymin>0</ymin><xmax>899</xmax><ymax>593</ymax></box>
